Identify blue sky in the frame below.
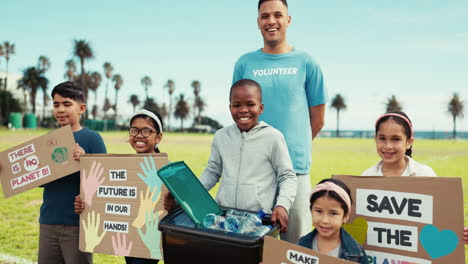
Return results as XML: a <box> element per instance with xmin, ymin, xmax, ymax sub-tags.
<box><xmin>1</xmin><ymin>0</ymin><xmax>467</xmax><ymax>132</ymax></box>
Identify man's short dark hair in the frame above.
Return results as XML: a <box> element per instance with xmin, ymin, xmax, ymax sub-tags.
<box><xmin>51</xmin><ymin>81</ymin><xmax>85</xmax><ymax>103</ymax></box>
<box><xmin>258</xmin><ymin>0</ymin><xmax>288</xmax><ymax>10</ymax></box>
<box><xmin>230</xmin><ymin>79</ymin><xmax>262</xmax><ymax>101</ymax></box>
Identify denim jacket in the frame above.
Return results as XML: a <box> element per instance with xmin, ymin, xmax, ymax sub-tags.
<box><xmin>298</xmin><ymin>228</ymin><xmax>369</xmax><ymax>264</ymax></box>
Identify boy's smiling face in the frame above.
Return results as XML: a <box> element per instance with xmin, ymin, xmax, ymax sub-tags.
<box><xmin>229</xmin><ymin>84</ymin><xmax>264</xmax><ymax>132</ymax></box>
<box><xmin>53</xmin><ymin>94</ymin><xmax>86</xmax><ymax>130</ymax></box>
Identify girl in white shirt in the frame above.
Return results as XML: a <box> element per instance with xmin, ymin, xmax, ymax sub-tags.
<box><xmin>361</xmin><ymin>112</ymin><xmax>436</xmax><ymax>177</ymax></box>
<box><xmin>362</xmin><ymin>112</ymin><xmax>468</xmax><ymax>244</ymax></box>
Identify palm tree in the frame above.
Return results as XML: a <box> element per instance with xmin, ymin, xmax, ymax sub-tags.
<box><xmin>73</xmin><ymin>39</ymin><xmax>93</xmax><ymax>101</ymax></box>
<box><xmin>1</xmin><ymin>41</ymin><xmax>15</xmax><ymax>120</ymax></box>
<box><xmin>129</xmin><ymin>94</ymin><xmax>140</xmax><ymax>112</ymax></box>
<box><xmin>191</xmin><ymin>80</ymin><xmax>201</xmax><ymax>97</ymax></box>
<box><xmin>174</xmin><ymin>93</ymin><xmax>190</xmax><ymax>131</ymax></box>
<box><xmin>164</xmin><ymin>79</ymin><xmax>175</xmax><ymax>131</ymax></box>
<box><xmin>16</xmin><ymin>79</ymin><xmax>28</xmax><ymax>111</ymax></box>
<box><xmin>37</xmin><ymin>56</ymin><xmax>51</xmax><ymax>73</ymax></box>
<box><xmin>330</xmin><ymin>94</ymin><xmax>347</xmax><ymax>137</ymax></box>
<box><xmin>17</xmin><ymin>67</ymin><xmax>48</xmax><ymax>114</ymax></box>
<box><xmin>160</xmin><ymin>103</ymin><xmax>168</xmax><ymax>124</ymax></box>
<box><xmin>37</xmin><ymin>56</ymin><xmax>51</xmax><ymax>120</ymax></box>
<box><xmin>2</xmin><ymin>41</ymin><xmax>15</xmax><ymax>93</ymax></box>
<box><xmin>448</xmin><ymin>93</ymin><xmax>464</xmax><ymax>139</ymax></box>
<box><xmin>64</xmin><ymin>59</ymin><xmax>76</xmax><ymax>81</ymax></box>
<box><xmin>103</xmin><ymin>98</ymin><xmax>112</xmax><ymax>115</ymax></box>
<box><xmin>194</xmin><ymin>96</ymin><xmax>206</xmax><ymax>125</ymax></box>
<box><xmin>87</xmin><ymin>71</ymin><xmax>102</xmax><ymax>112</ymax></box>
<box><xmin>91</xmin><ymin>105</ymin><xmax>98</xmax><ymax>120</ymax></box>
<box><xmin>141</xmin><ymin>76</ymin><xmax>152</xmax><ymax>102</ymax></box>
<box><xmin>0</xmin><ymin>44</ymin><xmax>3</xmax><ymax>63</ymax></box>
<box><xmin>102</xmin><ymin>62</ymin><xmax>113</xmax><ymax>119</ymax></box>
<box><xmin>385</xmin><ymin>95</ymin><xmax>402</xmax><ymax>113</ymax></box>
<box><xmin>112</xmin><ymin>74</ymin><xmax>123</xmax><ymax>119</ymax></box>
<box><xmin>143</xmin><ymin>98</ymin><xmax>160</xmax><ymax>114</ymax></box>
<box><xmin>191</xmin><ymin>80</ymin><xmax>201</xmax><ymax>124</ymax></box>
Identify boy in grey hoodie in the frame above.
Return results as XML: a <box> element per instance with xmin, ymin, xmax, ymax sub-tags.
<box><xmin>200</xmin><ymin>79</ymin><xmax>297</xmax><ymax>232</ymax></box>
<box><xmin>164</xmin><ymin>79</ymin><xmax>297</xmax><ymax>231</ymax></box>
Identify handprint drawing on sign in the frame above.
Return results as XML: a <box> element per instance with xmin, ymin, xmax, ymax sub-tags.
<box><xmin>112</xmin><ymin>232</ymin><xmax>133</xmax><ymax>256</ymax></box>
<box><xmin>132</xmin><ymin>186</ymin><xmax>160</xmax><ymax>229</ymax></box>
<box><xmin>82</xmin><ymin>211</ymin><xmax>107</xmax><ymax>252</ymax></box>
<box><xmin>82</xmin><ymin>160</ymin><xmax>105</xmax><ymax>207</ymax></box>
<box><xmin>138</xmin><ymin>156</ymin><xmax>163</xmax><ymax>201</ymax></box>
<box><xmin>137</xmin><ymin>211</ymin><xmax>164</xmax><ymax>260</ymax></box>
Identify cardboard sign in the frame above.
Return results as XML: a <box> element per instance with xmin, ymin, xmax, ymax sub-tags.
<box><xmin>0</xmin><ymin>125</ymin><xmax>79</xmax><ymax>198</ymax></box>
<box><xmin>262</xmin><ymin>236</ymin><xmax>356</xmax><ymax>264</ymax></box>
<box><xmin>333</xmin><ymin>175</ymin><xmax>465</xmax><ymax>264</ymax></box>
<box><xmin>79</xmin><ymin>154</ymin><xmax>169</xmax><ymax>260</ymax></box>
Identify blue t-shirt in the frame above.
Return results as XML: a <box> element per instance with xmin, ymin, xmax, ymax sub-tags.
<box><xmin>39</xmin><ymin>127</ymin><xmax>107</xmax><ymax>225</ymax></box>
<box><xmin>233</xmin><ymin>49</ymin><xmax>327</xmax><ymax>174</ymax></box>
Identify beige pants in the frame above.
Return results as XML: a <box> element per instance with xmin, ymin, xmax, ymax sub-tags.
<box><xmin>280</xmin><ymin>174</ymin><xmax>312</xmax><ymax>244</ymax></box>
<box><xmin>38</xmin><ymin>224</ymin><xmax>92</xmax><ymax>264</ymax></box>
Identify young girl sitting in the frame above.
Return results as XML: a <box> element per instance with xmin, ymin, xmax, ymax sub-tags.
<box><xmin>75</xmin><ymin>108</ymin><xmax>163</xmax><ymax>264</ymax></box>
<box><xmin>298</xmin><ymin>178</ymin><xmax>369</xmax><ymax>264</ymax></box>
<box><xmin>361</xmin><ymin>111</ymin><xmax>436</xmax><ymax>177</ymax></box>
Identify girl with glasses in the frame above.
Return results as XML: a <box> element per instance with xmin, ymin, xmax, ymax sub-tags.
<box><xmin>124</xmin><ymin>108</ymin><xmax>164</xmax><ymax>264</ymax></box>
<box><xmin>75</xmin><ymin>108</ymin><xmax>164</xmax><ymax>264</ymax></box>
<box><xmin>128</xmin><ymin>108</ymin><xmax>163</xmax><ymax>155</ymax></box>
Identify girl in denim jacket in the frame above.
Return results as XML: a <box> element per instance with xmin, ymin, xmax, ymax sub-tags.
<box><xmin>298</xmin><ymin>178</ymin><xmax>369</xmax><ymax>264</ymax></box>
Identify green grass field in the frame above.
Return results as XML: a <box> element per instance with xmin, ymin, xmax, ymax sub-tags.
<box><xmin>0</xmin><ymin>129</ymin><xmax>467</xmax><ymax>263</ymax></box>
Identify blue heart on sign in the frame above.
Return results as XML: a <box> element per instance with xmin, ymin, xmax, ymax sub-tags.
<box><xmin>420</xmin><ymin>225</ymin><xmax>459</xmax><ymax>259</ymax></box>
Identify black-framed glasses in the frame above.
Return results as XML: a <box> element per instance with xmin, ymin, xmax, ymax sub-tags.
<box><xmin>129</xmin><ymin>127</ymin><xmax>156</xmax><ymax>138</ymax></box>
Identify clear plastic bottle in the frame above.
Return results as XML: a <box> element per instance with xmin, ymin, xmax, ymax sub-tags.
<box><xmin>252</xmin><ymin>225</ymin><xmax>272</xmax><ymax>237</ymax></box>
<box><xmin>224</xmin><ymin>216</ymin><xmax>240</xmax><ymax>232</ymax></box>
<box><xmin>237</xmin><ymin>210</ymin><xmax>266</xmax><ymax>234</ymax></box>
<box><xmin>225</xmin><ymin>209</ymin><xmax>251</xmax><ymax>222</ymax></box>
<box><xmin>202</xmin><ymin>213</ymin><xmax>226</xmax><ymax>231</ymax></box>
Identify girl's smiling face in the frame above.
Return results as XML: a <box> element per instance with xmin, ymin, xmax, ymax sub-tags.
<box><xmin>375</xmin><ymin>119</ymin><xmax>413</xmax><ymax>166</ymax></box>
<box><xmin>129</xmin><ymin>117</ymin><xmax>162</xmax><ymax>154</ymax></box>
<box><xmin>311</xmin><ymin>195</ymin><xmax>349</xmax><ymax>241</ymax></box>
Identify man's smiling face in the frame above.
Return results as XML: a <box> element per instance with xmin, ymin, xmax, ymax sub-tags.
<box><xmin>257</xmin><ymin>0</ymin><xmax>291</xmax><ymax>48</ymax></box>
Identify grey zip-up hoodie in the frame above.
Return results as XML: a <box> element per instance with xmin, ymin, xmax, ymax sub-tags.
<box><xmin>199</xmin><ymin>121</ymin><xmax>297</xmax><ymax>213</ymax></box>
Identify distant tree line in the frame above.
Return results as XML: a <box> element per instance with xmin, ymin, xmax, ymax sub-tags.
<box><xmin>0</xmin><ymin>39</ymin><xmax>210</xmax><ymax>131</ymax></box>
<box><xmin>330</xmin><ymin>93</ymin><xmax>465</xmax><ymax>139</ymax></box>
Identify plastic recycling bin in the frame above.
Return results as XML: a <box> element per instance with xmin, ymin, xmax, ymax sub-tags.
<box><xmin>159</xmin><ymin>207</ymin><xmax>279</xmax><ymax>264</ymax></box>
<box><xmin>157</xmin><ymin>161</ymin><xmax>279</xmax><ymax>263</ymax></box>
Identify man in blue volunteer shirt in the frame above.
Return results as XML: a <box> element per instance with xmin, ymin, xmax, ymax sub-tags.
<box><xmin>232</xmin><ymin>0</ymin><xmax>327</xmax><ymax>243</ymax></box>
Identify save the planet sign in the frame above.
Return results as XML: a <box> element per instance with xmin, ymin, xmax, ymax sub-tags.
<box><xmin>333</xmin><ymin>175</ymin><xmax>464</xmax><ymax>264</ymax></box>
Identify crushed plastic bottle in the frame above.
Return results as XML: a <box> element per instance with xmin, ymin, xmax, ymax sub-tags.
<box><xmin>202</xmin><ymin>213</ymin><xmax>226</xmax><ymax>231</ymax></box>
<box><xmin>224</xmin><ymin>216</ymin><xmax>240</xmax><ymax>232</ymax></box>
<box><xmin>237</xmin><ymin>210</ymin><xmax>265</xmax><ymax>234</ymax></box>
